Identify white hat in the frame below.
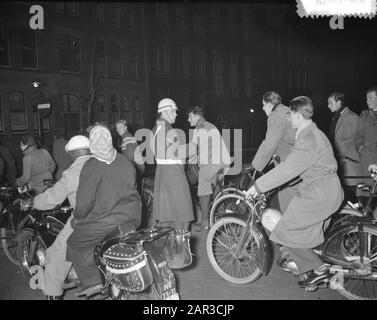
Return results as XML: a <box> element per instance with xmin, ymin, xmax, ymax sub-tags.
<box><xmin>65</xmin><ymin>135</ymin><xmax>90</xmax><ymax>152</ymax></box>
<box><xmin>157</xmin><ymin>98</ymin><xmax>178</xmax><ymax>113</ymax></box>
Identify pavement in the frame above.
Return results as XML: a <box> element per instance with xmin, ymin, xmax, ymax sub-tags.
<box><xmin>0</xmin><ymin>229</ymin><xmax>345</xmax><ymax>300</ymax></box>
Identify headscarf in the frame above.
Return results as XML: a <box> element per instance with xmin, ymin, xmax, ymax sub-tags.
<box><xmin>89</xmin><ymin>125</ymin><xmax>116</xmax><ymax>164</ymax></box>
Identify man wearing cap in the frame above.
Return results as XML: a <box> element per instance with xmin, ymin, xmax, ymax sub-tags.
<box><xmin>32</xmin><ymin>135</ymin><xmax>92</xmax><ymax>300</ymax></box>
<box><xmin>115</xmin><ymin>119</ymin><xmax>145</xmax><ymax>178</ymax></box>
<box><xmin>66</xmin><ymin>125</ymin><xmax>142</xmax><ymax>296</ymax></box>
<box><xmin>152</xmin><ymin>98</ymin><xmax>194</xmax><ymax>268</ymax></box>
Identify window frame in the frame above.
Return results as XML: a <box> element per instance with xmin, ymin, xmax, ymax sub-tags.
<box><xmin>8</xmin><ymin>91</ymin><xmax>27</xmax><ymax>133</ymax></box>
<box><xmin>57</xmin><ymin>34</ymin><xmax>81</xmax><ymax>73</ymax></box>
<box><xmin>0</xmin><ymin>22</ymin><xmax>10</xmax><ymax>67</ymax></box>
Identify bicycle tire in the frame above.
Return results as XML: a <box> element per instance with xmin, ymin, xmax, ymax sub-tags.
<box><xmin>323</xmin><ymin>223</ymin><xmax>377</xmax><ymax>300</ymax></box>
<box><xmin>209</xmin><ymin>193</ymin><xmax>252</xmax><ymax>227</ymax></box>
<box><xmin>206</xmin><ymin>217</ymin><xmax>263</xmax><ymax>284</ymax></box>
<box><xmin>17</xmin><ymin>229</ymin><xmax>47</xmax><ymax>284</ymax></box>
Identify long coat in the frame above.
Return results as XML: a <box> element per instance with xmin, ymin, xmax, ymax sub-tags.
<box><xmin>252</xmin><ymin>104</ymin><xmax>297</xmax><ymax>213</ymax></box>
<box><xmin>332</xmin><ymin>107</ymin><xmax>359</xmax><ymax>186</ymax></box>
<box><xmin>255</xmin><ymin>122</ymin><xmax>344</xmax><ymax>249</ymax></box>
<box><xmin>152</xmin><ymin>119</ymin><xmax>194</xmax><ymax>223</ymax></box>
<box><xmin>193</xmin><ymin>117</ymin><xmax>231</xmax><ymax>196</ymax></box>
<box><xmin>355</xmin><ymin>110</ymin><xmax>377</xmax><ymax>192</ymax></box>
<box><xmin>17</xmin><ymin>146</ymin><xmax>56</xmax><ymax>194</ymax></box>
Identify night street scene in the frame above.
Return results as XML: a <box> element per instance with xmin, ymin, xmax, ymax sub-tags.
<box><xmin>0</xmin><ymin>0</ymin><xmax>377</xmax><ymax>304</ymax></box>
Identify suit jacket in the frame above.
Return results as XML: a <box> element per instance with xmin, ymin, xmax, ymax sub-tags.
<box><xmin>333</xmin><ymin>107</ymin><xmax>359</xmax><ymax>184</ymax></box>
<box><xmin>252</xmin><ymin>104</ymin><xmax>296</xmax><ymax>171</ymax></box>
<box><xmin>355</xmin><ymin>110</ymin><xmax>377</xmax><ymax>188</ymax></box>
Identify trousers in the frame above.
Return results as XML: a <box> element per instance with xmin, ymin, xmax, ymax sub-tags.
<box><xmin>42</xmin><ymin>216</ymin><xmax>73</xmax><ymax>296</ymax></box>
<box><xmin>284</xmin><ymin>246</ymin><xmax>323</xmax><ymax>274</ymax></box>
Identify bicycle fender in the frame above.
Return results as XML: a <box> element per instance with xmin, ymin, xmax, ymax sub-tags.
<box><xmin>220</xmin><ymin>213</ymin><xmax>273</xmax><ymax>276</ymax></box>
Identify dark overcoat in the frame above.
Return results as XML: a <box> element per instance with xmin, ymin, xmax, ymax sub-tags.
<box><xmin>152</xmin><ymin>119</ymin><xmax>194</xmax><ymax>223</ymax></box>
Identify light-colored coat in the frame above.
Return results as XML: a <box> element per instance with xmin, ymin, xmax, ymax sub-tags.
<box><xmin>17</xmin><ymin>146</ymin><xmax>56</xmax><ymax>194</ymax></box>
<box><xmin>33</xmin><ymin>155</ymin><xmax>91</xmax><ymax>210</ymax></box>
<box><xmin>193</xmin><ymin>117</ymin><xmax>231</xmax><ymax>196</ymax></box>
<box><xmin>333</xmin><ymin>107</ymin><xmax>359</xmax><ymax>185</ymax></box>
<box><xmin>255</xmin><ymin>122</ymin><xmax>344</xmax><ymax>249</ymax></box>
<box><xmin>252</xmin><ymin>104</ymin><xmax>297</xmax><ymax>212</ymax></box>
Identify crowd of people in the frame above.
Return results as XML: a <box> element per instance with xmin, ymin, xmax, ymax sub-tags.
<box><xmin>1</xmin><ymin>86</ymin><xmax>377</xmax><ymax>299</ymax></box>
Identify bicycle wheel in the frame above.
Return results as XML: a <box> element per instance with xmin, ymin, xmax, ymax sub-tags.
<box><xmin>212</xmin><ymin>187</ymin><xmax>245</xmax><ymax>204</ymax></box>
<box><xmin>0</xmin><ymin>206</ymin><xmax>29</xmax><ymax>265</ymax></box>
<box><xmin>206</xmin><ymin>217</ymin><xmax>263</xmax><ymax>284</ymax></box>
<box><xmin>323</xmin><ymin>224</ymin><xmax>377</xmax><ymax>300</ymax></box>
<box><xmin>0</xmin><ymin>227</ymin><xmax>20</xmax><ymax>265</ymax></box>
<box><xmin>209</xmin><ymin>193</ymin><xmax>252</xmax><ymax>227</ymax></box>
<box><xmin>17</xmin><ymin>229</ymin><xmax>47</xmax><ymax>283</ymax></box>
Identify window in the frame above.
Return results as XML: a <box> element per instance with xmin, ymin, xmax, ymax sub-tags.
<box><xmin>125</xmin><ymin>4</ymin><xmax>136</xmax><ymax>29</ymax></box>
<box><xmin>95</xmin><ymin>95</ymin><xmax>107</xmax><ymax>123</ymax></box>
<box><xmin>110</xmin><ymin>95</ymin><xmax>119</xmax><ymax>124</ymax></box>
<box><xmin>110</xmin><ymin>7</ymin><xmax>120</xmax><ymax>27</ymax></box>
<box><xmin>212</xmin><ymin>50</ymin><xmax>223</xmax><ymax>97</ymax></box>
<box><xmin>56</xmin><ymin>2</ymin><xmax>79</xmax><ymax>15</ymax></box>
<box><xmin>62</xmin><ymin>93</ymin><xmax>81</xmax><ymax>135</ymax></box>
<box><xmin>58</xmin><ymin>35</ymin><xmax>81</xmax><ymax>72</ymax></box>
<box><xmin>95</xmin><ymin>40</ymin><xmax>106</xmax><ymax>75</ymax></box>
<box><xmin>125</xmin><ymin>44</ymin><xmax>138</xmax><ymax>78</ymax></box>
<box><xmin>176</xmin><ymin>7</ymin><xmax>188</xmax><ymax>31</ymax></box>
<box><xmin>0</xmin><ymin>95</ymin><xmax>4</xmax><ymax>133</ymax></box>
<box><xmin>211</xmin><ymin>4</ymin><xmax>221</xmax><ymax>33</ymax></box>
<box><xmin>122</xmin><ymin>96</ymin><xmax>131</xmax><ymax>121</ymax></box>
<box><xmin>20</xmin><ymin>27</ymin><xmax>37</xmax><ymax>68</ymax></box>
<box><xmin>194</xmin><ymin>14</ymin><xmax>204</xmax><ymax>35</ymax></box>
<box><xmin>177</xmin><ymin>44</ymin><xmax>189</xmax><ymax>78</ymax></box>
<box><xmin>62</xmin><ymin>93</ymin><xmax>80</xmax><ymax>113</ymax></box>
<box><xmin>134</xmin><ymin>96</ymin><xmax>143</xmax><ymax>127</ymax></box>
<box><xmin>0</xmin><ymin>23</ymin><xmax>10</xmax><ymax>66</ymax></box>
<box><xmin>8</xmin><ymin>91</ymin><xmax>27</xmax><ymax>132</ymax></box>
<box><xmin>194</xmin><ymin>48</ymin><xmax>206</xmax><ymax>80</ymax></box>
<box><xmin>94</xmin><ymin>3</ymin><xmax>104</xmax><ymax>22</ymax></box>
<box><xmin>230</xmin><ymin>54</ymin><xmax>239</xmax><ymax>97</ymax></box>
<box><xmin>32</xmin><ymin>92</ymin><xmax>49</xmax><ymax>132</ymax></box>
<box><xmin>108</xmin><ymin>43</ymin><xmax>122</xmax><ymax>76</ymax></box>
<box><xmin>156</xmin><ymin>42</ymin><xmax>169</xmax><ymax>73</ymax></box>
<box><xmin>155</xmin><ymin>4</ymin><xmax>169</xmax><ymax>27</ymax></box>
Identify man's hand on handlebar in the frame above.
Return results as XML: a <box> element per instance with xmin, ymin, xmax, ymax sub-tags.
<box><xmin>244</xmin><ymin>185</ymin><xmax>258</xmax><ymax>199</ymax></box>
<box><xmin>368</xmin><ymin>164</ymin><xmax>377</xmax><ymax>174</ymax></box>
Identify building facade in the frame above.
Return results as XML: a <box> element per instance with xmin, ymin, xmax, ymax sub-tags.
<box><xmin>0</xmin><ymin>2</ymin><xmax>311</xmax><ymax>168</ymax></box>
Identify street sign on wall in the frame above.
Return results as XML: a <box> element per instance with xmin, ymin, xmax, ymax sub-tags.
<box><xmin>37</xmin><ymin>103</ymin><xmax>51</xmax><ymax>118</ymax></box>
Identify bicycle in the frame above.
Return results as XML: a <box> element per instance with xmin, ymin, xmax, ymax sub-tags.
<box><xmin>0</xmin><ymin>185</ymin><xmax>31</xmax><ymax>264</ymax></box>
<box><xmin>206</xmin><ymin>173</ymin><xmax>377</xmax><ymax>300</ymax></box>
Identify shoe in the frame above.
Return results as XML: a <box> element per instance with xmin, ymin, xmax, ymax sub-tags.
<box><xmin>75</xmin><ymin>284</ymin><xmax>104</xmax><ymax>297</ymax></box>
<box><xmin>46</xmin><ymin>295</ymin><xmax>63</xmax><ymax>300</ymax></box>
<box><xmin>192</xmin><ymin>222</ymin><xmax>209</xmax><ymax>232</ymax></box>
<box><xmin>298</xmin><ymin>267</ymin><xmax>331</xmax><ymax>288</ymax></box>
<box><xmin>276</xmin><ymin>257</ymin><xmax>299</xmax><ymax>275</ymax></box>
